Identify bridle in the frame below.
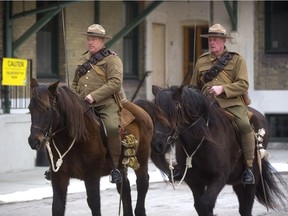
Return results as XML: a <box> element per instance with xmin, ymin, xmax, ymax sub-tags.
<box><xmin>167</xmin><ymin>114</ymin><xmax>209</xmax><ymax>190</ymax></box>
<box><xmin>31</xmin><ymin>93</ymin><xmax>76</xmax><ymax>172</ymax></box>
<box><xmin>166</xmin><ymin>115</ymin><xmax>206</xmax><ymax>146</ymax></box>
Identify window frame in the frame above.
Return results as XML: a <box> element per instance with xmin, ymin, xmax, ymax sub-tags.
<box><xmin>265</xmin><ymin>1</ymin><xmax>288</xmax><ymax>54</ymax></box>
<box><xmin>265</xmin><ymin>113</ymin><xmax>288</xmax><ymax>142</ymax></box>
<box><xmin>123</xmin><ymin>1</ymin><xmax>139</xmax><ymax>79</ymax></box>
<box><xmin>36</xmin><ymin>2</ymin><xmax>59</xmax><ymax>79</ymax></box>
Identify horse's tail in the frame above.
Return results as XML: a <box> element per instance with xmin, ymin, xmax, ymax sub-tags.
<box><xmin>256</xmin><ymin>159</ymin><xmax>288</xmax><ymax>210</ymax></box>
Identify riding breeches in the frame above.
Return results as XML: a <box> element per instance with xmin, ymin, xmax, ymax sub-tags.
<box><xmin>225</xmin><ymin>105</ymin><xmax>252</xmax><ymax>134</ymax></box>
<box><xmin>226</xmin><ymin>105</ymin><xmax>255</xmax><ymax>163</ymax></box>
<box><xmin>94</xmin><ymin>103</ymin><xmax>120</xmax><ymax>138</ymax></box>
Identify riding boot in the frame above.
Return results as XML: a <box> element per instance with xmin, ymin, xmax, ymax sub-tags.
<box><xmin>107</xmin><ymin>136</ymin><xmax>122</xmax><ymax>184</ymax></box>
<box><xmin>241</xmin><ymin>132</ymin><xmax>255</xmax><ymax>184</ymax></box>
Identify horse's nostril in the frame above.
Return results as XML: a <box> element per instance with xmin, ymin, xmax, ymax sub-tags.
<box><xmin>28</xmin><ymin>137</ymin><xmax>42</xmax><ymax>150</ymax></box>
<box><xmin>35</xmin><ymin>141</ymin><xmax>41</xmax><ymax>150</ymax></box>
<box><xmin>152</xmin><ymin>141</ymin><xmax>165</xmax><ymax>154</ymax></box>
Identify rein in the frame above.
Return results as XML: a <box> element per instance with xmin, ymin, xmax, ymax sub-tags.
<box><xmin>168</xmin><ymin>115</ymin><xmax>209</xmax><ymax>190</ymax></box>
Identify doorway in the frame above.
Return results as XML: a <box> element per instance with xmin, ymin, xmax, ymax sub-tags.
<box><xmin>182</xmin><ymin>25</ymin><xmax>208</xmax><ymax>85</ymax></box>
<box><xmin>152</xmin><ymin>23</ymin><xmax>166</xmax><ymax>87</ymax></box>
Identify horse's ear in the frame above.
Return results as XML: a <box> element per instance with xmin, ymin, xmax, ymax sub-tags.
<box><xmin>152</xmin><ymin>85</ymin><xmax>162</xmax><ymax>96</ymax></box>
<box><xmin>48</xmin><ymin>80</ymin><xmax>60</xmax><ymax>96</ymax></box>
<box><xmin>30</xmin><ymin>78</ymin><xmax>38</xmax><ymax>89</ymax></box>
<box><xmin>173</xmin><ymin>85</ymin><xmax>184</xmax><ymax>100</ymax></box>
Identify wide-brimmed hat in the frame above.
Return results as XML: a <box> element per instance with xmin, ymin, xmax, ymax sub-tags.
<box><xmin>80</xmin><ymin>24</ymin><xmax>112</xmax><ymax>39</ymax></box>
<box><xmin>200</xmin><ymin>24</ymin><xmax>233</xmax><ymax>39</ymax></box>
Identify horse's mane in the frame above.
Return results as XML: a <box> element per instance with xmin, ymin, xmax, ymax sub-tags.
<box><xmin>31</xmin><ymin>84</ymin><xmax>97</xmax><ymax>142</ymax></box>
<box><xmin>56</xmin><ymin>86</ymin><xmax>98</xmax><ymax>141</ymax></box>
<box><xmin>154</xmin><ymin>85</ymin><xmax>232</xmax><ymax>144</ymax></box>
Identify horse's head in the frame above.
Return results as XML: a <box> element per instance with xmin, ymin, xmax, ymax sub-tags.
<box><xmin>134</xmin><ymin>99</ymin><xmax>172</xmax><ymax>154</ymax></box>
<box><xmin>28</xmin><ymin>78</ymin><xmax>61</xmax><ymax>150</ymax></box>
<box><xmin>152</xmin><ymin>85</ymin><xmax>186</xmax><ymax>130</ymax></box>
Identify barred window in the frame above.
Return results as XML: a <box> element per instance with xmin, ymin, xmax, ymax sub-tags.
<box><xmin>265</xmin><ymin>114</ymin><xmax>288</xmax><ymax>142</ymax></box>
<box><xmin>265</xmin><ymin>1</ymin><xmax>288</xmax><ymax>53</ymax></box>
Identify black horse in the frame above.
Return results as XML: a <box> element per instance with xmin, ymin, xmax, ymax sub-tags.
<box><xmin>148</xmin><ymin>85</ymin><xmax>287</xmax><ymax>216</ymax></box>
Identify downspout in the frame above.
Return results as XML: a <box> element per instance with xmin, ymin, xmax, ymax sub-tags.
<box><xmin>2</xmin><ymin>1</ymin><xmax>13</xmax><ymax>113</ymax></box>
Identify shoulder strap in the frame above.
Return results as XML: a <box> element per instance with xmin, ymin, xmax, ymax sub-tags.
<box><xmin>76</xmin><ymin>48</ymin><xmax>112</xmax><ymax>79</ymax></box>
<box><xmin>202</xmin><ymin>51</ymin><xmax>233</xmax><ymax>83</ymax></box>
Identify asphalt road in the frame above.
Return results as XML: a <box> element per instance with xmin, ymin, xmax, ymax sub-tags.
<box><xmin>0</xmin><ymin>176</ymin><xmax>287</xmax><ymax>216</ymax></box>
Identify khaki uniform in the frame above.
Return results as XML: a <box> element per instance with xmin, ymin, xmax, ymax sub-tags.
<box><xmin>190</xmin><ymin>48</ymin><xmax>254</xmax><ymax>167</ymax></box>
<box><xmin>72</xmin><ymin>50</ymin><xmax>123</xmax><ymax>167</ymax></box>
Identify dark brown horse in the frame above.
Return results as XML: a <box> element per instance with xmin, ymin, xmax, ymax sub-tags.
<box><xmin>150</xmin><ymin>85</ymin><xmax>287</xmax><ymax>216</ymax></box>
<box><xmin>27</xmin><ymin>78</ymin><xmax>153</xmax><ymax>216</ymax></box>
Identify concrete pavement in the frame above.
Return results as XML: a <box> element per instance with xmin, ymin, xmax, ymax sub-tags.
<box><xmin>0</xmin><ymin>149</ymin><xmax>287</xmax><ymax>204</ymax></box>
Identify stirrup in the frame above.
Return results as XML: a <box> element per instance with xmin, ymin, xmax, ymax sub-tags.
<box><xmin>109</xmin><ymin>169</ymin><xmax>122</xmax><ymax>184</ymax></box>
<box><xmin>242</xmin><ymin>168</ymin><xmax>255</xmax><ymax>185</ymax></box>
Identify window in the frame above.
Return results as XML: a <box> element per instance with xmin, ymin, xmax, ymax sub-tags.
<box><xmin>265</xmin><ymin>1</ymin><xmax>288</xmax><ymax>53</ymax></box>
<box><xmin>36</xmin><ymin>1</ymin><xmax>59</xmax><ymax>78</ymax></box>
<box><xmin>123</xmin><ymin>1</ymin><xmax>138</xmax><ymax>78</ymax></box>
<box><xmin>265</xmin><ymin>114</ymin><xmax>288</xmax><ymax>142</ymax></box>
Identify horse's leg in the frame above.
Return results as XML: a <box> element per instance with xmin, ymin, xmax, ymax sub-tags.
<box><xmin>134</xmin><ymin>165</ymin><xmax>149</xmax><ymax>216</ymax></box>
<box><xmin>116</xmin><ymin>171</ymin><xmax>134</xmax><ymax>216</ymax></box>
<box><xmin>51</xmin><ymin>173</ymin><xmax>70</xmax><ymax>216</ymax></box>
<box><xmin>186</xmin><ymin>175</ymin><xmax>226</xmax><ymax>216</ymax></box>
<box><xmin>233</xmin><ymin>184</ymin><xmax>256</xmax><ymax>216</ymax></box>
<box><xmin>185</xmin><ymin>180</ymin><xmax>207</xmax><ymax>216</ymax></box>
<box><xmin>84</xmin><ymin>177</ymin><xmax>101</xmax><ymax>216</ymax></box>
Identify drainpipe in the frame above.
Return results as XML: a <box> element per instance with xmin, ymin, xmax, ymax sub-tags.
<box><xmin>2</xmin><ymin>1</ymin><xmax>13</xmax><ymax>114</ymax></box>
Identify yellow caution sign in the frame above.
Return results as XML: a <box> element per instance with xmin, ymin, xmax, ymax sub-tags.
<box><xmin>2</xmin><ymin>57</ymin><xmax>28</xmax><ymax>86</ymax></box>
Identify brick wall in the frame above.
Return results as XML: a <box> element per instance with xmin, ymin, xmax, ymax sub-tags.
<box><xmin>13</xmin><ymin>1</ymin><xmax>37</xmax><ymax>78</ymax></box>
<box><xmin>0</xmin><ymin>2</ymin><xmax>3</xmax><ymax>56</ymax></box>
<box><xmin>255</xmin><ymin>2</ymin><xmax>288</xmax><ymax>90</ymax></box>
<box><xmin>1</xmin><ymin>1</ymin><xmax>148</xmax><ymax>102</ymax></box>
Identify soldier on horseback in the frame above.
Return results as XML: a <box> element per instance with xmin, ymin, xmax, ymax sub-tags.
<box><xmin>190</xmin><ymin>24</ymin><xmax>255</xmax><ymax>184</ymax></box>
<box><xmin>71</xmin><ymin>24</ymin><xmax>123</xmax><ymax>184</ymax></box>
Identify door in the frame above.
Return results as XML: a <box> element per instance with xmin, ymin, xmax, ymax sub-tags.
<box><xmin>152</xmin><ymin>23</ymin><xmax>166</xmax><ymax>87</ymax></box>
<box><xmin>182</xmin><ymin>25</ymin><xmax>208</xmax><ymax>85</ymax></box>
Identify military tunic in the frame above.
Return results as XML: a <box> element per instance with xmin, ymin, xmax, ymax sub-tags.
<box><xmin>190</xmin><ymin>47</ymin><xmax>252</xmax><ymax>134</ymax></box>
<box><xmin>72</xmin><ymin>51</ymin><xmax>123</xmax><ymax>138</ymax></box>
